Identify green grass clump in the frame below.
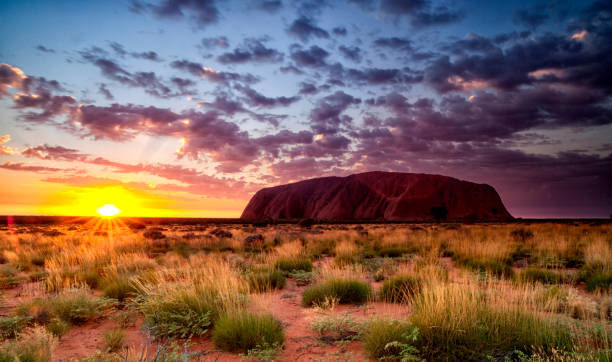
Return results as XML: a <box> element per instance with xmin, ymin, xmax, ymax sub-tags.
<box><xmin>517</xmin><ymin>267</ymin><xmax>567</xmax><ymax>285</ymax></box>
<box><xmin>275</xmin><ymin>257</ymin><xmax>313</xmax><ymax>273</ymax></box>
<box><xmin>0</xmin><ymin>316</ymin><xmax>32</xmax><ymax>340</ymax></box>
<box><xmin>103</xmin><ymin>328</ymin><xmax>125</xmax><ymax>352</ymax></box>
<box><xmin>379</xmin><ymin>274</ymin><xmax>422</xmax><ymax>303</ymax></box>
<box><xmin>102</xmin><ymin>274</ymin><xmax>138</xmax><ymax>302</ymax></box>
<box><xmin>0</xmin><ymin>265</ymin><xmax>24</xmax><ymax>289</ymax></box>
<box><xmin>585</xmin><ymin>272</ymin><xmax>612</xmax><ymax>293</ymax></box>
<box><xmin>579</xmin><ymin>264</ymin><xmax>612</xmax><ymax>293</ymax></box>
<box><xmin>361</xmin><ymin>318</ymin><xmax>418</xmax><ymax>360</ymax></box>
<box><xmin>302</xmin><ymin>278</ymin><xmax>371</xmax><ymax>306</ymax></box>
<box><xmin>137</xmin><ymin>289</ymin><xmax>213</xmax><ymax>339</ymax></box>
<box><xmin>454</xmin><ymin>257</ymin><xmax>514</xmax><ymax>278</ymax></box>
<box><xmin>212</xmin><ymin>311</ymin><xmax>284</xmax><ymax>353</ymax></box>
<box><xmin>247</xmin><ymin>269</ymin><xmax>286</xmax><ymax>292</ymax></box>
<box><xmin>16</xmin><ymin>289</ymin><xmax>110</xmax><ymax>328</ymax></box>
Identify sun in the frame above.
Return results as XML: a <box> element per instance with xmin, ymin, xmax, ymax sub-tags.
<box><xmin>97</xmin><ymin>204</ymin><xmax>120</xmax><ymax>217</ymax></box>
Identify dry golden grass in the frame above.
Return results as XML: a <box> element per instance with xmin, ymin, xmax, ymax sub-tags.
<box><xmin>0</xmin><ymin>221</ymin><xmax>609</xmax><ymax>360</ymax></box>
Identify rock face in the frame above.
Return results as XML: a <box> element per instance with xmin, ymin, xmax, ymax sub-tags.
<box><xmin>241</xmin><ymin>171</ymin><xmax>513</xmax><ymax>221</ymax></box>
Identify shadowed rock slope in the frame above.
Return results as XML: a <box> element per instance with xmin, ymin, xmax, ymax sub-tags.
<box><xmin>241</xmin><ymin>171</ymin><xmax>513</xmax><ymax>221</ymax></box>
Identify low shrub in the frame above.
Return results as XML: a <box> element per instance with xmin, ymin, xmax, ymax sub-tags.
<box><xmin>517</xmin><ymin>267</ymin><xmax>568</xmax><ymax>285</ymax></box>
<box><xmin>585</xmin><ymin>272</ymin><xmax>612</xmax><ymax>293</ymax></box>
<box><xmin>102</xmin><ymin>274</ymin><xmax>137</xmax><ymax>302</ymax></box>
<box><xmin>361</xmin><ymin>318</ymin><xmax>419</xmax><ymax>360</ymax></box>
<box><xmin>136</xmin><ymin>267</ymin><xmax>246</xmax><ymax>339</ymax></box>
<box><xmin>103</xmin><ymin>328</ymin><xmax>125</xmax><ymax>352</ymax></box>
<box><xmin>0</xmin><ymin>327</ymin><xmax>55</xmax><ymax>362</ymax></box>
<box><xmin>302</xmin><ymin>278</ymin><xmax>371</xmax><ymax>306</ymax></box>
<box><xmin>16</xmin><ymin>289</ymin><xmax>110</xmax><ymax>327</ymax></box>
<box><xmin>379</xmin><ymin>274</ymin><xmax>422</xmax><ymax>303</ymax></box>
<box><xmin>247</xmin><ymin>269</ymin><xmax>286</xmax><ymax>292</ymax></box>
<box><xmin>0</xmin><ymin>316</ymin><xmax>32</xmax><ymax>340</ymax></box>
<box><xmin>212</xmin><ymin>311</ymin><xmax>284</xmax><ymax>353</ymax></box>
<box><xmin>310</xmin><ymin>313</ymin><xmax>361</xmax><ymax>342</ymax></box>
<box><xmin>410</xmin><ymin>283</ymin><xmax>576</xmax><ymax>360</ymax></box>
<box><xmin>454</xmin><ymin>257</ymin><xmax>514</xmax><ymax>278</ymax></box>
<box><xmin>137</xmin><ymin>290</ymin><xmax>213</xmax><ymax>339</ymax></box>
<box><xmin>275</xmin><ymin>257</ymin><xmax>313</xmax><ymax>273</ymax></box>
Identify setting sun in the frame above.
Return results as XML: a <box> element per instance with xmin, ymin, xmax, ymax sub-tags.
<box><xmin>97</xmin><ymin>204</ymin><xmax>120</xmax><ymax>217</ymax></box>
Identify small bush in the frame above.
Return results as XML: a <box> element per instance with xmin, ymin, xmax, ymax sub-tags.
<box><xmin>288</xmin><ymin>270</ymin><xmax>313</xmax><ymax>286</ymax></box>
<box><xmin>380</xmin><ymin>274</ymin><xmax>422</xmax><ymax>303</ymax></box>
<box><xmin>50</xmin><ymin>290</ymin><xmax>110</xmax><ymax>325</ymax></box>
<box><xmin>275</xmin><ymin>257</ymin><xmax>313</xmax><ymax>273</ymax></box>
<box><xmin>0</xmin><ymin>316</ymin><xmax>32</xmax><ymax>340</ymax></box>
<box><xmin>455</xmin><ymin>257</ymin><xmax>514</xmax><ymax>278</ymax></box>
<box><xmin>585</xmin><ymin>272</ymin><xmax>612</xmax><ymax>293</ymax></box>
<box><xmin>103</xmin><ymin>328</ymin><xmax>125</xmax><ymax>352</ymax></box>
<box><xmin>0</xmin><ymin>327</ymin><xmax>55</xmax><ymax>362</ymax></box>
<box><xmin>310</xmin><ymin>313</ymin><xmax>360</xmax><ymax>342</ymax></box>
<box><xmin>517</xmin><ymin>268</ymin><xmax>567</xmax><ymax>285</ymax></box>
<box><xmin>16</xmin><ymin>289</ymin><xmax>110</xmax><ymax>327</ymax></box>
<box><xmin>302</xmin><ymin>278</ymin><xmax>371</xmax><ymax>306</ymax></box>
<box><xmin>212</xmin><ymin>311</ymin><xmax>284</xmax><ymax>353</ymax></box>
<box><xmin>361</xmin><ymin>318</ymin><xmax>418</xmax><ymax>360</ymax></box>
<box><xmin>138</xmin><ymin>294</ymin><xmax>212</xmax><ymax>339</ymax></box>
<box><xmin>102</xmin><ymin>274</ymin><xmax>137</xmax><ymax>302</ymax></box>
<box><xmin>247</xmin><ymin>269</ymin><xmax>286</xmax><ymax>292</ymax></box>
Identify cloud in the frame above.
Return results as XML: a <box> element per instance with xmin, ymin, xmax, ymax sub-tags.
<box><xmin>36</xmin><ymin>45</ymin><xmax>55</xmax><ymax>53</ymax></box>
<box><xmin>286</xmin><ymin>16</ymin><xmax>330</xmax><ymax>42</ymax></box>
<box><xmin>201</xmin><ymin>36</ymin><xmax>230</xmax><ymax>49</ymax></box>
<box><xmin>253</xmin><ymin>0</ymin><xmax>283</xmax><ymax>13</ymax></box>
<box><xmin>310</xmin><ymin>91</ymin><xmax>361</xmax><ymax>134</ymax></box>
<box><xmin>290</xmin><ymin>45</ymin><xmax>330</xmax><ymax>68</ymax></box>
<box><xmin>235</xmin><ymin>85</ymin><xmax>300</xmax><ymax>108</ymax></box>
<box><xmin>0</xmin><ymin>135</ymin><xmax>18</xmax><ymax>155</ymax></box>
<box><xmin>514</xmin><ymin>7</ymin><xmax>549</xmax><ymax>29</ymax></box>
<box><xmin>21</xmin><ymin>145</ymin><xmax>88</xmax><ymax>161</ymax></box>
<box><xmin>98</xmin><ymin>84</ymin><xmax>114</xmax><ymax>100</ymax></box>
<box><xmin>131</xmin><ymin>0</ymin><xmax>219</xmax><ymax>28</ymax></box>
<box><xmin>378</xmin><ymin>0</ymin><xmax>464</xmax><ymax>27</ymax></box>
<box><xmin>80</xmin><ymin>49</ymin><xmax>185</xmax><ymax>98</ymax></box>
<box><xmin>338</xmin><ymin>45</ymin><xmax>362</xmax><ymax>63</ymax></box>
<box><xmin>217</xmin><ymin>38</ymin><xmax>284</xmax><ymax>64</ymax></box>
<box><xmin>0</xmin><ymin>162</ymin><xmax>63</xmax><ymax>173</ymax></box>
<box><xmin>170</xmin><ymin>59</ymin><xmax>258</xmax><ymax>84</ymax></box>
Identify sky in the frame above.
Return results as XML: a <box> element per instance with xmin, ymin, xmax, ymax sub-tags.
<box><xmin>0</xmin><ymin>0</ymin><xmax>610</xmax><ymax>218</ymax></box>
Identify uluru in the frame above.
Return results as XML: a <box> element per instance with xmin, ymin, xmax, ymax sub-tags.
<box><xmin>241</xmin><ymin>171</ymin><xmax>513</xmax><ymax>221</ymax></box>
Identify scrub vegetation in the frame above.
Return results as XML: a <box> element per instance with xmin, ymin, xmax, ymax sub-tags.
<box><xmin>0</xmin><ymin>221</ymin><xmax>609</xmax><ymax>360</ymax></box>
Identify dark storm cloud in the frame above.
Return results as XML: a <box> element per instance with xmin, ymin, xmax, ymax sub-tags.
<box><xmin>217</xmin><ymin>39</ymin><xmax>284</xmax><ymax>64</ymax></box>
<box><xmin>338</xmin><ymin>45</ymin><xmax>362</xmax><ymax>63</ymax></box>
<box><xmin>170</xmin><ymin>59</ymin><xmax>259</xmax><ymax>85</ymax></box>
<box><xmin>286</xmin><ymin>16</ymin><xmax>330</xmax><ymax>42</ymax></box>
<box><xmin>131</xmin><ymin>0</ymin><xmax>219</xmax><ymax>28</ymax></box>
<box><xmin>36</xmin><ymin>45</ymin><xmax>55</xmax><ymax>53</ymax></box>
<box><xmin>378</xmin><ymin>0</ymin><xmax>464</xmax><ymax>27</ymax></box>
